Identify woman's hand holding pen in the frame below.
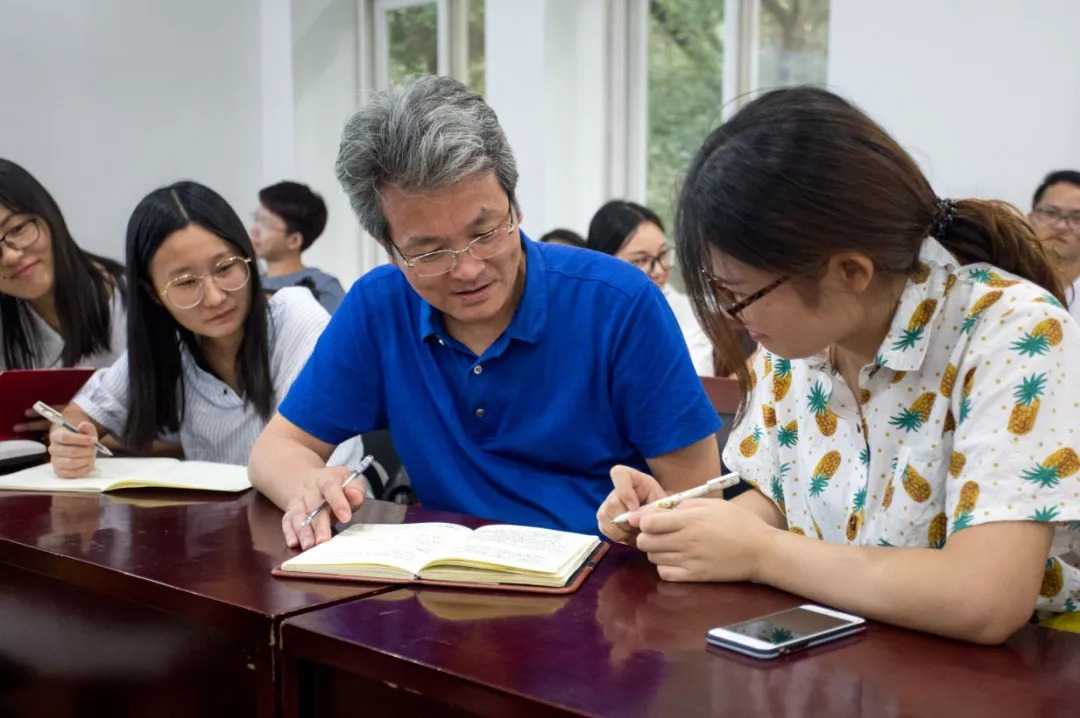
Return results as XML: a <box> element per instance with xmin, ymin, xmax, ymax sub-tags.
<box><xmin>596</xmin><ymin>465</ymin><xmax>666</xmax><ymax>547</ymax></box>
<box><xmin>48</xmin><ymin>420</ymin><xmax>100</xmax><ymax>478</ymax></box>
<box><xmin>282</xmin><ymin>466</ymin><xmax>366</xmax><ymax>551</ymax></box>
<box><xmin>636</xmin><ymin>497</ymin><xmax>774</xmax><ymax>583</ymax></box>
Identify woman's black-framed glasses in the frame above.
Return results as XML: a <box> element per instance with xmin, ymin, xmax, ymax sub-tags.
<box><xmin>703</xmin><ymin>270</ymin><xmax>789</xmax><ymax>322</ymax></box>
<box><xmin>0</xmin><ymin>216</ymin><xmax>42</xmax><ymax>254</ymax></box>
<box><xmin>391</xmin><ymin>198</ymin><xmax>518</xmax><ymax>278</ymax></box>
<box><xmin>160</xmin><ymin>256</ymin><xmax>253</xmax><ymax>310</ymax></box>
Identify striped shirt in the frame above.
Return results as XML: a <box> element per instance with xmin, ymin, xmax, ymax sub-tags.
<box><xmin>73</xmin><ymin>287</ymin><xmax>348</xmax><ymax>465</ymax></box>
<box><xmin>0</xmin><ymin>289</ymin><xmax>127</xmax><ymax>370</ymax></box>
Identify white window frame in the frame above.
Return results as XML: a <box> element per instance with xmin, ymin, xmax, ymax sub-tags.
<box><xmin>372</xmin><ymin>0</ymin><xmax>452</xmax><ymax>90</ymax></box>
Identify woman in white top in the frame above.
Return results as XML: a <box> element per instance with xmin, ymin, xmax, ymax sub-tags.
<box><xmin>586</xmin><ymin>200</ymin><xmax>716</xmax><ymax>376</ymax></box>
<box><xmin>0</xmin><ymin>160</ymin><xmax>127</xmax><ymax>434</ymax></box>
<box><xmin>598</xmin><ymin>87</ymin><xmax>1080</xmax><ymax>643</ymax></box>
<box><xmin>48</xmin><ymin>181</ymin><xmax>338</xmax><ymax>475</ymax></box>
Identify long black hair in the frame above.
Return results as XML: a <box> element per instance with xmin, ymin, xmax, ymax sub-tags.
<box><xmin>124</xmin><ymin>181</ymin><xmax>272</xmax><ymax>451</ymax></box>
<box><xmin>586</xmin><ymin>200</ymin><xmax>665</xmax><ymax>256</ymax></box>
<box><xmin>676</xmin><ymin>87</ymin><xmax>1062</xmax><ymax>394</ymax></box>
<box><xmin>0</xmin><ymin>159</ymin><xmax>124</xmax><ymax>368</ymax></box>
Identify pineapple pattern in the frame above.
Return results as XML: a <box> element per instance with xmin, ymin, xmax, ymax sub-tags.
<box><xmin>807</xmin><ymin>381</ymin><xmax>838</xmax><ymax>437</ymax></box>
<box><xmin>846</xmin><ymin>487</ymin><xmax>867</xmax><ymax>541</ymax></box>
<box><xmin>720</xmin><ymin>237</ymin><xmax>1080</xmax><ymax>617</ymax></box>
<box><xmin>1008</xmin><ymin>373</ymin><xmax>1047</xmax><ymax>435</ymax></box>
<box><xmin>892</xmin><ymin>299</ymin><xmax>938</xmax><ymax>350</ymax></box>
<box><xmin>739</xmin><ymin>425</ymin><xmax>763</xmax><ymax>458</ymax></box>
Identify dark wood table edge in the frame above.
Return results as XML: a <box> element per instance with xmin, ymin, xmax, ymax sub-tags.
<box><xmin>279</xmin><ymin>600</ymin><xmax>590</xmax><ymax>718</ymax></box>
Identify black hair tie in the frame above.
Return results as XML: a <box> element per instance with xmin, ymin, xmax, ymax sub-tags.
<box><xmin>931</xmin><ymin>198</ymin><xmax>958</xmax><ymax>238</ymax></box>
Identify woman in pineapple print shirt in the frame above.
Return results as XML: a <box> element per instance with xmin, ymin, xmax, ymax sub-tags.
<box><xmin>596</xmin><ymin>87</ymin><xmax>1080</xmax><ymax>643</ymax></box>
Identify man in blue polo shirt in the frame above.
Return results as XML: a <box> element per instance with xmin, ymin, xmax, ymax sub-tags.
<box><xmin>249</xmin><ymin>75</ymin><xmax>720</xmax><ymax>549</ymax></box>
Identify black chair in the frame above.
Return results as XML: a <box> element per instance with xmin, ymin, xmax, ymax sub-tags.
<box><xmin>360</xmin><ymin>429</ymin><xmax>416</xmax><ymax>504</ymax></box>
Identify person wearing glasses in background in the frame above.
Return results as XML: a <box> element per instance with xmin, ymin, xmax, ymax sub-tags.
<box><xmin>250</xmin><ymin>181</ymin><xmax>346</xmax><ymax>314</ymax></box>
<box><xmin>1029</xmin><ymin>170</ymin><xmax>1080</xmax><ymax>322</ymax></box>
<box><xmin>0</xmin><ymin>160</ymin><xmax>128</xmax><ymax>436</ymax></box>
<box><xmin>587</xmin><ymin>200</ymin><xmax>717</xmax><ymax>377</ymax></box>
<box><xmin>598</xmin><ymin>87</ymin><xmax>1080</xmax><ymax>644</ymax></box>
<box><xmin>47</xmin><ymin>181</ymin><xmax>350</xmax><ymax>477</ymax></box>
<box><xmin>249</xmin><ymin>75</ymin><xmax>721</xmax><ymax>549</ymax></box>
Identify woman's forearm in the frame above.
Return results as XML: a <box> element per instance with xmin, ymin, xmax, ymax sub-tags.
<box><xmin>753</xmin><ymin>521</ymin><xmax>1053</xmax><ymax>644</ymax></box>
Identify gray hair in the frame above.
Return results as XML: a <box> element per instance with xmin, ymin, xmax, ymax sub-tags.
<box><xmin>335</xmin><ymin>75</ymin><xmax>519</xmax><ymax>243</ymax></box>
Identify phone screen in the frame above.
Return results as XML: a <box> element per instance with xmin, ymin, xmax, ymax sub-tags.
<box><xmin>723</xmin><ymin>607</ymin><xmax>855</xmax><ymax>645</ymax></box>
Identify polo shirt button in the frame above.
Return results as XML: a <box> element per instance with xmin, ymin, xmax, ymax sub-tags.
<box><xmin>473</xmin><ymin>365</ymin><xmax>483</xmax><ymax>375</ymax></box>
<box><xmin>475</xmin><ymin>408</ymin><xmax>486</xmax><ymax>418</ymax></box>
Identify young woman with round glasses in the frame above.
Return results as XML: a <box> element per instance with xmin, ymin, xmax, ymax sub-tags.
<box><xmin>598</xmin><ymin>87</ymin><xmax>1080</xmax><ymax>643</ymax></box>
<box><xmin>48</xmin><ymin>181</ymin><xmax>340</xmax><ymax>476</ymax></box>
<box><xmin>0</xmin><ymin>160</ymin><xmax>128</xmax><ymax>434</ymax></box>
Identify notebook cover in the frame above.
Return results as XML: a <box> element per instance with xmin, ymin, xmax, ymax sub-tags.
<box><xmin>271</xmin><ymin>540</ymin><xmax>610</xmax><ymax>595</ymax></box>
<box><xmin>0</xmin><ymin>369</ymin><xmax>96</xmax><ymax>440</ymax></box>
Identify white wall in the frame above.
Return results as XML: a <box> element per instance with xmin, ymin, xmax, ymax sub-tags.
<box><xmin>486</xmin><ymin>0</ymin><xmax>620</xmax><ymax>240</ymax></box>
<box><xmin>0</xmin><ymin>0</ymin><xmax>264</xmax><ymax>260</ymax></box>
<box><xmin>290</xmin><ymin>0</ymin><xmax>364</xmax><ymax>284</ymax></box>
<box><xmin>827</xmin><ymin>0</ymin><xmax>1080</xmax><ymax>210</ymax></box>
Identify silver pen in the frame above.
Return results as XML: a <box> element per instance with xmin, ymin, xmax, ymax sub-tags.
<box><xmin>298</xmin><ymin>455</ymin><xmax>374</xmax><ymax>529</ymax></box>
<box><xmin>608</xmin><ymin>472</ymin><xmax>740</xmax><ymax>525</ymax></box>
<box><xmin>33</xmin><ymin>401</ymin><xmax>114</xmax><ymax>457</ymax></box>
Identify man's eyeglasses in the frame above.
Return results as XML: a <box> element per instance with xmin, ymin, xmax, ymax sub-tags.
<box><xmin>391</xmin><ymin>199</ymin><xmax>518</xmax><ymax>278</ymax></box>
<box><xmin>0</xmin><ymin>216</ymin><xmax>42</xmax><ymax>254</ymax></box>
<box><xmin>627</xmin><ymin>249</ymin><xmax>672</xmax><ymax>274</ymax></box>
<box><xmin>251</xmin><ymin>212</ymin><xmax>288</xmax><ymax>234</ymax></box>
<box><xmin>160</xmin><ymin>256</ymin><xmax>253</xmax><ymax>310</ymax></box>
<box><xmin>1032</xmin><ymin>206</ymin><xmax>1080</xmax><ymax>232</ymax></box>
<box><xmin>703</xmin><ymin>270</ymin><xmax>789</xmax><ymax>322</ymax></box>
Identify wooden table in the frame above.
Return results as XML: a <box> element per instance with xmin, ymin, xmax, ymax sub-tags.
<box><xmin>0</xmin><ymin>489</ymin><xmax>403</xmax><ymax>718</ymax></box>
<box><xmin>280</xmin><ymin>543</ymin><xmax>1080</xmax><ymax>717</ymax></box>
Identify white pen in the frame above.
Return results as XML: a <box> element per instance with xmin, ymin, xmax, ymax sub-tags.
<box><xmin>298</xmin><ymin>455</ymin><xmax>374</xmax><ymax>529</ymax></box>
<box><xmin>33</xmin><ymin>401</ymin><xmax>114</xmax><ymax>457</ymax></box>
<box><xmin>608</xmin><ymin>472</ymin><xmax>740</xmax><ymax>525</ymax></box>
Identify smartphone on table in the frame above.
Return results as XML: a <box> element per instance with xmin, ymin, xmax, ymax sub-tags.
<box><xmin>706</xmin><ymin>604</ymin><xmax>865</xmax><ymax>660</ymax></box>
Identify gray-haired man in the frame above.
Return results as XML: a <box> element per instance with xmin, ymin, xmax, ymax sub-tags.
<box><xmin>249</xmin><ymin>75</ymin><xmax>721</xmax><ymax>549</ymax></box>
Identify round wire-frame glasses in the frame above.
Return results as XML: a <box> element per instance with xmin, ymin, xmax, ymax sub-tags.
<box><xmin>160</xmin><ymin>256</ymin><xmax>253</xmax><ymax>310</ymax></box>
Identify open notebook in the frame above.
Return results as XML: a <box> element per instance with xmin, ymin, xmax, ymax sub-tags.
<box><xmin>0</xmin><ymin>458</ymin><xmax>251</xmax><ymax>493</ymax></box>
<box><xmin>275</xmin><ymin>522</ymin><xmax>607</xmax><ymax>594</ymax></box>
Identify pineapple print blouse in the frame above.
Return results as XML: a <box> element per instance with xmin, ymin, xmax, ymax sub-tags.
<box><xmin>722</xmin><ymin>237</ymin><xmax>1080</xmax><ymax>615</ymax></box>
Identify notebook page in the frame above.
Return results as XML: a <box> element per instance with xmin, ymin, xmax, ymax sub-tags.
<box><xmin>282</xmin><ymin>523</ymin><xmax>474</xmax><ymax>576</ymax></box>
<box><xmin>428</xmin><ymin>525</ymin><xmax>599</xmax><ymax>575</ymax></box>
<box><xmin>0</xmin><ymin>457</ymin><xmax>180</xmax><ymax>493</ymax></box>
<box><xmin>111</xmin><ymin>461</ymin><xmax>251</xmax><ymax>492</ymax></box>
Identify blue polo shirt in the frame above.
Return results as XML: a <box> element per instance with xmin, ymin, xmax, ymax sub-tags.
<box><xmin>279</xmin><ymin>237</ymin><xmax>719</xmax><ymax>534</ymax></box>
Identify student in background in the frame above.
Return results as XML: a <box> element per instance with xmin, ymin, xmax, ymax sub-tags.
<box><xmin>598</xmin><ymin>87</ymin><xmax>1080</xmax><ymax>644</ymax></box>
<box><xmin>249</xmin><ymin>75</ymin><xmax>720</xmax><ymax>549</ymax></box>
<box><xmin>1029</xmin><ymin>170</ymin><xmax>1080</xmax><ymax>322</ymax></box>
<box><xmin>587</xmin><ymin>201</ymin><xmax>715</xmax><ymax>376</ymax></box>
<box><xmin>0</xmin><ymin>159</ymin><xmax>128</xmax><ymax>436</ymax></box>
<box><xmin>539</xmin><ymin>228</ymin><xmax>586</xmax><ymax>248</ymax></box>
<box><xmin>251</xmin><ymin>181</ymin><xmax>346</xmax><ymax>314</ymax></box>
<box><xmin>47</xmin><ymin>181</ymin><xmax>347</xmax><ymax>476</ymax></box>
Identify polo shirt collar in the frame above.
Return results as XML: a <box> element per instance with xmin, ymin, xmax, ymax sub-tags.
<box><xmin>417</xmin><ymin>232</ymin><xmax>547</xmax><ymax>346</ymax></box>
